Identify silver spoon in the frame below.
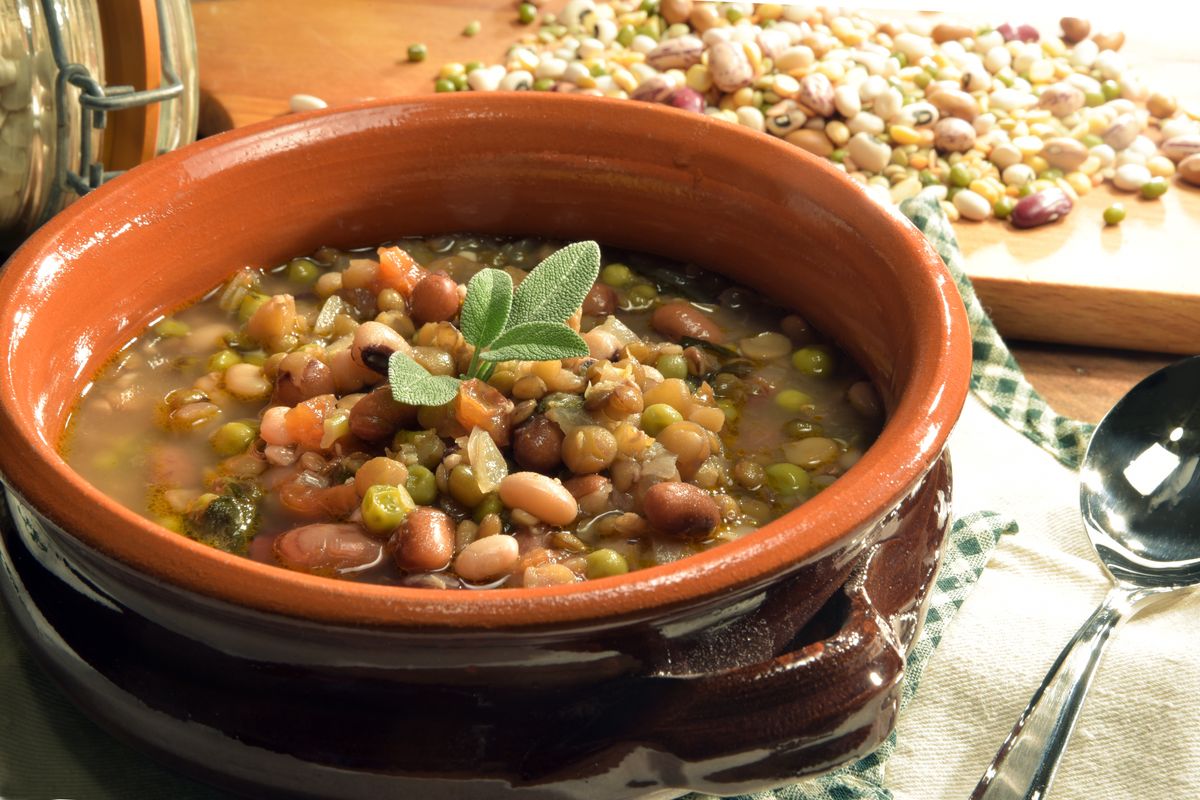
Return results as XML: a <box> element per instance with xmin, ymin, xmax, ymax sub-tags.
<box><xmin>971</xmin><ymin>355</ymin><xmax>1200</xmax><ymax>800</ymax></box>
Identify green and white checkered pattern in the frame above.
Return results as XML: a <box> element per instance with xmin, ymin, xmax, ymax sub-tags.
<box><xmin>683</xmin><ymin>195</ymin><xmax>1093</xmax><ymax>800</ymax></box>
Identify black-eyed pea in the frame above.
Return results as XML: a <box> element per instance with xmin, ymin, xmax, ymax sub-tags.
<box><xmin>351</xmin><ymin>320</ymin><xmax>413</xmax><ymax>373</ymax></box>
<box><xmin>499</xmin><ymin>472</ymin><xmax>578</xmax><ymax>526</ymax></box>
<box><xmin>454</xmin><ymin>534</ymin><xmax>520</xmax><ymax>582</ymax></box>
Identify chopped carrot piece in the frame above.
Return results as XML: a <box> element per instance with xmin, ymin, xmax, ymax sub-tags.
<box><xmin>285</xmin><ymin>394</ymin><xmax>336</xmax><ymax>449</ymax></box>
<box><xmin>376</xmin><ymin>246</ymin><xmax>427</xmax><ymax>297</ymax></box>
<box><xmin>454</xmin><ymin>379</ymin><xmax>514</xmax><ymax>447</ymax></box>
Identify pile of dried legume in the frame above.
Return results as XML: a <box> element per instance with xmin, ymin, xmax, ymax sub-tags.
<box><xmin>428</xmin><ymin>2</ymin><xmax>1200</xmax><ymax>227</ymax></box>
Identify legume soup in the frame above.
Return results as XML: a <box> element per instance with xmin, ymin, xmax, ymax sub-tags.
<box><xmin>62</xmin><ymin>236</ymin><xmax>882</xmax><ymax>589</ymax></box>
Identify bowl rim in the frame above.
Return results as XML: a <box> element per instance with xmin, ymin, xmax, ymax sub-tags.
<box><xmin>0</xmin><ymin>93</ymin><xmax>970</xmax><ymax>628</ymax></box>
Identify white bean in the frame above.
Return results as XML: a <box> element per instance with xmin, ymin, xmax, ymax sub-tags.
<box><xmin>846</xmin><ymin>132</ymin><xmax>890</xmax><ymax>172</ymax></box>
<box><xmin>1113</xmin><ymin>163</ymin><xmax>1151</xmax><ymax>191</ymax></box>
<box><xmin>953</xmin><ymin>189</ymin><xmax>991</xmax><ymax>221</ymax></box>
<box><xmin>289</xmin><ymin>94</ymin><xmax>327</xmax><ymax>113</ymax></box>
<box><xmin>260</xmin><ymin>406</ymin><xmax>293</xmax><ymax>446</ymax></box>
<box><xmin>454</xmin><ymin>534</ymin><xmax>521</xmax><ymax>582</ymax></box>
<box><xmin>499</xmin><ymin>472</ymin><xmax>578</xmax><ymax>526</ymax></box>
<box><xmin>224</xmin><ymin>363</ymin><xmax>272</xmax><ymax>400</ymax></box>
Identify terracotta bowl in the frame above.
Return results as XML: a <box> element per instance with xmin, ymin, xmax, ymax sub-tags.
<box><xmin>0</xmin><ymin>94</ymin><xmax>969</xmax><ymax>798</ymax></box>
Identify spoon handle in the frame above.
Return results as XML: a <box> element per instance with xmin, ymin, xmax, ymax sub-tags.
<box><xmin>969</xmin><ymin>585</ymin><xmax>1146</xmax><ymax>800</ymax></box>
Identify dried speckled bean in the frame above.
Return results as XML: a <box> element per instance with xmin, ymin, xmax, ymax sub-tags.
<box><xmin>1010</xmin><ymin>188</ymin><xmax>1073</xmax><ymax>229</ymax></box>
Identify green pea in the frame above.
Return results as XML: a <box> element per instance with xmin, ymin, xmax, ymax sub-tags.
<box><xmin>641</xmin><ymin>403</ymin><xmax>684</xmax><ymax>436</ymax></box>
<box><xmin>639</xmin><ymin>0</ymin><xmax>658</xmax><ymax>13</ymax></box>
<box><xmin>774</xmin><ymin>389</ymin><xmax>814</xmax><ymax>412</ymax></box>
<box><xmin>462</xmin><ymin>20</ymin><xmax>481</xmax><ymax>36</ymax></box>
<box><xmin>448</xmin><ymin>464</ymin><xmax>485</xmax><ymax>508</ymax></box>
<box><xmin>1103</xmin><ymin>203</ymin><xmax>1126</xmax><ymax>226</ymax></box>
<box><xmin>153</xmin><ymin>317</ymin><xmax>189</xmax><ymax>338</ymax></box>
<box><xmin>287</xmin><ymin>258</ymin><xmax>320</xmax><ymax>285</ymax></box>
<box><xmin>589</xmin><ymin>63</ymin><xmax>607</xmax><ymax>77</ymax></box>
<box><xmin>406</xmin><ymin>43</ymin><xmax>427</xmax><ymax>62</ymax></box>
<box><xmin>1084</xmin><ymin>91</ymin><xmax>1106</xmax><ymax>108</ymax></box>
<box><xmin>600</xmin><ymin>262</ymin><xmax>633</xmax><ymax>287</ymax></box>
<box><xmin>586</xmin><ymin>548</ymin><xmax>629</xmax><ymax>579</ymax></box>
<box><xmin>891</xmin><ymin>51</ymin><xmax>907</xmax><ymax>68</ymax></box>
<box><xmin>452</xmin><ymin>73</ymin><xmax>469</xmax><ymax>91</ymax></box>
<box><xmin>1101</xmin><ymin>79</ymin><xmax>1120</xmax><ymax>101</ymax></box>
<box><xmin>533</xmin><ymin>77</ymin><xmax>556</xmax><ymax>91</ymax></box>
<box><xmin>913</xmin><ymin>71</ymin><xmax>931</xmax><ymax>89</ymax></box>
<box><xmin>207</xmin><ymin>349</ymin><xmax>241</xmax><ymax>372</ymax></box>
<box><xmin>405</xmin><ymin>464</ymin><xmax>437</xmax><ymax>505</ymax></box>
<box><xmin>993</xmin><ymin>196</ymin><xmax>1016</xmax><ymax>219</ymax></box>
<box><xmin>919</xmin><ymin>169</ymin><xmax>940</xmax><ymax>187</ymax></box>
<box><xmin>783</xmin><ymin>418</ymin><xmax>823</xmax><ymax>439</ymax></box>
<box><xmin>889</xmin><ymin>148</ymin><xmax>908</xmax><ymax>167</ymax></box>
<box><xmin>473</xmin><ymin>493</ymin><xmax>504</xmax><ymax>523</ymax></box>
<box><xmin>394</xmin><ymin>429</ymin><xmax>446</xmax><ymax>469</ymax></box>
<box><xmin>765</xmin><ymin>463</ymin><xmax>810</xmax><ymax>495</ymax></box>
<box><xmin>518</xmin><ymin>2</ymin><xmax>538</xmax><ymax>23</ymax></box>
<box><xmin>1140</xmin><ymin>177</ymin><xmax>1168</xmax><ymax>199</ymax></box>
<box><xmin>1081</xmin><ymin>133</ymin><xmax>1104</xmax><ymax>148</ymax></box>
<box><xmin>434</xmin><ymin>78</ymin><xmax>456</xmax><ymax>93</ymax></box>
<box><xmin>241</xmin><ymin>350</ymin><xmax>267</xmax><ymax>366</ymax></box>
<box><xmin>725</xmin><ymin>6</ymin><xmax>743</xmax><ymax>21</ymax></box>
<box><xmin>791</xmin><ymin>345</ymin><xmax>835</xmax><ymax>376</ymax></box>
<box><xmin>617</xmin><ymin>24</ymin><xmax>636</xmax><ymax>46</ymax></box>
<box><xmin>211</xmin><ymin>421</ymin><xmax>256</xmax><ymax>457</ymax></box>
<box><xmin>1038</xmin><ymin>168</ymin><xmax>1064</xmax><ymax>181</ymax></box>
<box><xmin>829</xmin><ymin>148</ymin><xmax>847</xmax><ymax>163</ymax></box>
<box><xmin>626</xmin><ymin>283</ymin><xmax>658</xmax><ymax>307</ymax></box>
<box><xmin>949</xmin><ymin>163</ymin><xmax>974</xmax><ymax>188</ymax></box>
<box><xmin>655</xmin><ymin>353</ymin><xmax>689</xmax><ymax>380</ymax></box>
<box><xmin>636</xmin><ymin>21</ymin><xmax>660</xmax><ymax>38</ymax></box>
<box><xmin>237</xmin><ymin>292</ymin><xmax>269</xmax><ymax>321</ymax></box>
<box><xmin>361</xmin><ymin>485</ymin><xmax>410</xmax><ymax>536</ymax></box>
<box><xmin>995</xmin><ymin>72</ymin><xmax>1013</xmax><ymax>87</ymax></box>
<box><xmin>1018</xmin><ymin>183</ymin><xmax>1035</xmax><ymax>197</ymax></box>
<box><xmin>464</xmin><ymin>60</ymin><xmax>485</xmax><ymax>73</ymax></box>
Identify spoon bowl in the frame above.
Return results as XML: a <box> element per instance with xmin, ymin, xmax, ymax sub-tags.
<box><xmin>972</xmin><ymin>354</ymin><xmax>1200</xmax><ymax>800</ymax></box>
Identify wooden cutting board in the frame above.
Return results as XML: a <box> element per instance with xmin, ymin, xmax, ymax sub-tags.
<box><xmin>190</xmin><ymin>1</ymin><xmax>1200</xmax><ymax>354</ymax></box>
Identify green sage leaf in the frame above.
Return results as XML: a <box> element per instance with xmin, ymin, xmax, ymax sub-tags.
<box><xmin>388</xmin><ymin>350</ymin><xmax>460</xmax><ymax>407</ymax></box>
<box><xmin>507</xmin><ymin>240</ymin><xmax>601</xmax><ymax>328</ymax></box>
<box><xmin>459</xmin><ymin>268</ymin><xmax>513</xmax><ymax>349</ymax></box>
<box><xmin>478</xmin><ymin>322</ymin><xmax>590</xmax><ymax>363</ymax></box>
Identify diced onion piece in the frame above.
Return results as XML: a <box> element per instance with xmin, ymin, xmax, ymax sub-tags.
<box><xmin>314</xmin><ymin>295</ymin><xmax>350</xmax><ymax>336</ymax></box>
<box><xmin>590</xmin><ymin>315</ymin><xmax>639</xmax><ymax>347</ymax></box>
<box><xmin>467</xmin><ymin>426</ymin><xmax>508</xmax><ymax>493</ymax></box>
<box><xmin>320</xmin><ymin>408</ymin><xmax>351</xmax><ymax>449</ymax></box>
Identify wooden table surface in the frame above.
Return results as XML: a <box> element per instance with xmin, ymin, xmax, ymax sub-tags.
<box><xmin>190</xmin><ymin>0</ymin><xmax>1191</xmax><ymax>423</ymax></box>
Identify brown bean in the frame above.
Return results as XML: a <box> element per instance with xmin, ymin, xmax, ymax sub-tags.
<box><xmin>409</xmin><ymin>272</ymin><xmax>461</xmax><ymax>324</ymax></box>
<box><xmin>274</xmin><ymin>523</ymin><xmax>382</xmax><ymax>575</ymax></box>
<box><xmin>1091</xmin><ymin>30</ymin><xmax>1124</xmax><ymax>52</ymax></box>
<box><xmin>1059</xmin><ymin>17</ymin><xmax>1090</xmax><ymax>44</ymax></box>
<box><xmin>582</xmin><ymin>283</ymin><xmax>617</xmax><ymax>316</ymax></box>
<box><xmin>651</xmin><ymin>301</ymin><xmax>723</xmax><ymax>343</ymax></box>
<box><xmin>349</xmin><ymin>385</ymin><xmax>418</xmax><ymax>441</ymax></box>
<box><xmin>564</xmin><ymin>474</ymin><xmax>613</xmax><ymax>516</ymax></box>
<box><xmin>1179</xmin><ymin>154</ymin><xmax>1200</xmax><ymax>187</ymax></box>
<box><xmin>931</xmin><ymin>22</ymin><xmax>973</xmax><ymax>42</ymax></box>
<box><xmin>391</xmin><ymin>507</ymin><xmax>454</xmax><ymax>572</ymax></box>
<box><xmin>272</xmin><ymin>352</ymin><xmax>335</xmax><ymax>406</ymax></box>
<box><xmin>641</xmin><ymin>481</ymin><xmax>720</xmax><ymax>539</ymax></box>
<box><xmin>512</xmin><ymin>415</ymin><xmax>564</xmax><ymax>473</ymax></box>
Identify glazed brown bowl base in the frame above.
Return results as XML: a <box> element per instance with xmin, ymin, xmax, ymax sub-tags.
<box><xmin>0</xmin><ymin>94</ymin><xmax>970</xmax><ymax>796</ymax></box>
<box><xmin>1</xmin><ymin>453</ymin><xmax>948</xmax><ymax>799</ymax></box>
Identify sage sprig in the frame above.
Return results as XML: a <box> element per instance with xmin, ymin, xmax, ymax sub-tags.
<box><xmin>388</xmin><ymin>240</ymin><xmax>600</xmax><ymax>407</ymax></box>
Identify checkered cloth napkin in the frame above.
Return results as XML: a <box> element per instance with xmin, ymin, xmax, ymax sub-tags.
<box><xmin>3</xmin><ymin>197</ymin><xmax>1198</xmax><ymax>799</ymax></box>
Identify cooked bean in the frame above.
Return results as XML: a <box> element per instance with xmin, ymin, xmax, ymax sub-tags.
<box><xmin>349</xmin><ymin>385</ymin><xmax>417</xmax><ymax>441</ymax></box>
<box><xmin>499</xmin><ymin>472</ymin><xmax>578</xmax><ymax>526</ymax></box>
<box><xmin>582</xmin><ymin>283</ymin><xmax>617</xmax><ymax>316</ymax></box>
<box><xmin>522</xmin><ymin>563</ymin><xmax>578</xmax><ymax>587</ymax></box>
<box><xmin>352</xmin><ymin>320</ymin><xmax>413</xmax><ymax>374</ymax></box>
<box><xmin>651</xmin><ymin>302</ymin><xmax>722</xmax><ymax>343</ymax></box>
<box><xmin>455</xmin><ymin>534</ymin><xmax>520</xmax><ymax>582</ymax></box>
<box><xmin>391</xmin><ymin>507</ymin><xmax>454</xmax><ymax>572</ymax></box>
<box><xmin>274</xmin><ymin>523</ymin><xmax>382</xmax><ymax>574</ymax></box>
<box><xmin>273</xmin><ymin>352</ymin><xmax>335</xmax><ymax>406</ymax></box>
<box><xmin>409</xmin><ymin>272</ymin><xmax>461</xmax><ymax>324</ymax></box>
<box><xmin>583</xmin><ymin>327</ymin><xmax>621</xmax><ymax>360</ymax></box>
<box><xmin>512</xmin><ymin>415</ymin><xmax>564</xmax><ymax>473</ymax></box>
<box><xmin>642</xmin><ymin>482</ymin><xmax>720</xmax><ymax>540</ymax></box>
<box><xmin>224</xmin><ymin>363</ymin><xmax>272</xmax><ymax>401</ymax></box>
<box><xmin>655</xmin><ymin>421</ymin><xmax>710</xmax><ymax>476</ymax></box>
<box><xmin>562</xmin><ymin>425</ymin><xmax>618</xmax><ymax>474</ymax></box>
<box><xmin>354</xmin><ymin>456</ymin><xmax>409</xmax><ymax>496</ymax></box>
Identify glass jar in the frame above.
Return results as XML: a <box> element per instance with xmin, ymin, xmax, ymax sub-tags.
<box><xmin>0</xmin><ymin>0</ymin><xmax>198</xmax><ymax>248</ymax></box>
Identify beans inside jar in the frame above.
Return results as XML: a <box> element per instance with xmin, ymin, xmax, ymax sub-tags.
<box><xmin>62</xmin><ymin>235</ymin><xmax>883</xmax><ymax>589</ymax></box>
